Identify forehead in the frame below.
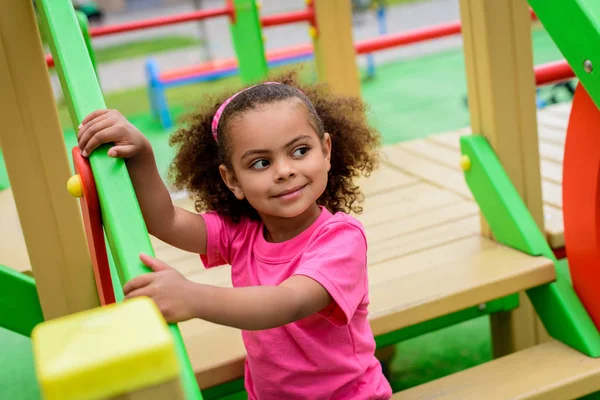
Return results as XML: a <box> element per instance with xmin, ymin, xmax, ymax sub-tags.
<box><xmin>227</xmin><ymin>100</ymin><xmax>318</xmax><ymax>153</ymax></box>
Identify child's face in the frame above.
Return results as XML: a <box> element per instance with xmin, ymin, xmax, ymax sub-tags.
<box><xmin>220</xmin><ymin>99</ymin><xmax>331</xmax><ymax>220</ymax></box>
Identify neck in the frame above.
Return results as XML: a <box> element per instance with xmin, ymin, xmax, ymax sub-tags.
<box><xmin>260</xmin><ymin>203</ymin><xmax>322</xmax><ymax>243</ymax></box>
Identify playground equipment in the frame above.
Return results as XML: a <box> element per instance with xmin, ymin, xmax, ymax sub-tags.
<box><xmin>147</xmin><ymin>6</ymin><xmax>539</xmax><ymax>129</ymax></box>
<box><xmin>2</xmin><ymin>0</ymin><xmax>600</xmax><ymax>399</ymax></box>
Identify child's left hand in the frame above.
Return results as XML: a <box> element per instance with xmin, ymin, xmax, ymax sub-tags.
<box><xmin>123</xmin><ymin>253</ymin><xmax>197</xmax><ymax>323</ymax></box>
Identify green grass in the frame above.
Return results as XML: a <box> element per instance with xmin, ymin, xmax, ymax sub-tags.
<box><xmin>93</xmin><ymin>36</ymin><xmax>203</xmax><ymax>64</ymax></box>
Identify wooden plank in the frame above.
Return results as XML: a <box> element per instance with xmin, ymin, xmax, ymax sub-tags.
<box><xmin>546</xmin><ymin>102</ymin><xmax>572</xmax><ymax>119</ymax></box>
<box><xmin>367</xmin><ymin>216</ymin><xmax>481</xmax><ymax>265</ymax></box>
<box><xmin>538</xmin><ymin>124</ymin><xmax>566</xmax><ymax>146</ymax></box>
<box><xmin>312</xmin><ymin>0</ymin><xmax>360</xmax><ymax>97</ymax></box>
<box><xmin>355</xmin><ymin>164</ymin><xmax>419</xmax><ymax>197</ymax></box>
<box><xmin>544</xmin><ymin>205</ymin><xmax>564</xmax><ymax>249</ymax></box>
<box><xmin>365</xmin><ymin>201</ymin><xmax>479</xmax><ymax>250</ymax></box>
<box><xmin>178</xmin><ymin>236</ymin><xmax>555</xmax><ymax>389</ymax></box>
<box><xmin>542</xmin><ymin>180</ymin><xmax>562</xmax><ymax>208</ymax></box>
<box><xmin>539</xmin><ymin>141</ymin><xmax>564</xmax><ymax>164</ymax></box>
<box><xmin>423</xmin><ymin>133</ymin><xmax>564</xmax><ymax>184</ymax></box>
<box><xmin>538</xmin><ymin>109</ymin><xmax>569</xmax><ymax>131</ymax></box>
<box><xmin>426</xmin><ymin>131</ymin><xmax>462</xmax><ymax>151</ymax></box>
<box><xmin>540</xmin><ymin>159</ymin><xmax>562</xmax><ymax>184</ymax></box>
<box><xmin>0</xmin><ymin>0</ymin><xmax>98</xmax><ymax>318</ymax></box>
<box><xmin>0</xmin><ymin>189</ymin><xmax>31</xmax><ymax>275</ymax></box>
<box><xmin>392</xmin><ymin>340</ymin><xmax>600</xmax><ymax>400</ymax></box>
<box><xmin>368</xmin><ymin>240</ymin><xmax>555</xmax><ymax>335</ymax></box>
<box><xmin>383</xmin><ymin>146</ymin><xmax>473</xmax><ymax>199</ymax></box>
<box><xmin>358</xmin><ymin>183</ymin><xmax>464</xmax><ymax>227</ymax></box>
<box><xmin>399</xmin><ymin>139</ymin><xmax>462</xmax><ymax>169</ymax></box>
<box><xmin>459</xmin><ymin>0</ymin><xmax>545</xmax><ymax>354</ymax></box>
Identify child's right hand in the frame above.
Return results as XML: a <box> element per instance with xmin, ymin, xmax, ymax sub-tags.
<box><xmin>77</xmin><ymin>109</ymin><xmax>150</xmax><ymax>158</ymax></box>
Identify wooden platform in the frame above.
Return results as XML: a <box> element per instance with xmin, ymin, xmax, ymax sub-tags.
<box><xmin>382</xmin><ymin>102</ymin><xmax>571</xmax><ymax>249</ymax></box>
<box><xmin>0</xmin><ymin>102</ymin><xmax>571</xmax><ymax>390</ymax></box>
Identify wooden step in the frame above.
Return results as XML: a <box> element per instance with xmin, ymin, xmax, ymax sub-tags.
<box><xmin>178</xmin><ymin>235</ymin><xmax>555</xmax><ymax>389</ymax></box>
<box><xmin>392</xmin><ymin>340</ymin><xmax>600</xmax><ymax>400</ymax></box>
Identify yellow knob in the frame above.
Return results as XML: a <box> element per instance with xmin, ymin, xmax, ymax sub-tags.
<box><xmin>256</xmin><ymin>1</ymin><xmax>262</xmax><ymax>10</ymax></box>
<box><xmin>305</xmin><ymin>0</ymin><xmax>312</xmax><ymax>5</ymax></box>
<box><xmin>459</xmin><ymin>154</ymin><xmax>471</xmax><ymax>171</ymax></box>
<box><xmin>308</xmin><ymin>26</ymin><xmax>317</xmax><ymax>39</ymax></box>
<box><xmin>67</xmin><ymin>174</ymin><xmax>83</xmax><ymax>198</ymax></box>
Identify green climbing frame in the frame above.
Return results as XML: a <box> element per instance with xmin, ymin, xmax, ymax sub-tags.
<box><xmin>460</xmin><ymin>134</ymin><xmax>600</xmax><ymax>357</ymax></box>
<box><xmin>35</xmin><ymin>1</ymin><xmax>202</xmax><ymax>398</ymax></box>
<box><xmin>229</xmin><ymin>0</ymin><xmax>268</xmax><ymax>84</ymax></box>
<box><xmin>529</xmin><ymin>0</ymin><xmax>600</xmax><ymax>109</ymax></box>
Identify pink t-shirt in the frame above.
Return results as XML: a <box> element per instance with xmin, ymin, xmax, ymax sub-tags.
<box><xmin>200</xmin><ymin>207</ymin><xmax>392</xmax><ymax>399</ymax></box>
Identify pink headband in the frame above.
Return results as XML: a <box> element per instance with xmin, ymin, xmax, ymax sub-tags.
<box><xmin>211</xmin><ymin>81</ymin><xmax>281</xmax><ymax>142</ymax></box>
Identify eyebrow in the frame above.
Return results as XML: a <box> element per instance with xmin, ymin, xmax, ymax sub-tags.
<box><xmin>241</xmin><ymin>134</ymin><xmax>313</xmax><ymax>160</ymax></box>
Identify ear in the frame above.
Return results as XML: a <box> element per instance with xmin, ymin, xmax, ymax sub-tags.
<box><xmin>322</xmin><ymin>132</ymin><xmax>332</xmax><ymax>171</ymax></box>
<box><xmin>219</xmin><ymin>164</ymin><xmax>245</xmax><ymax>200</ymax></box>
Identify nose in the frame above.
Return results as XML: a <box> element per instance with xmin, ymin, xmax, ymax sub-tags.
<box><xmin>274</xmin><ymin>159</ymin><xmax>296</xmax><ymax>182</ymax></box>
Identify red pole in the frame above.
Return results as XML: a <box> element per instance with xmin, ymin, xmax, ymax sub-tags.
<box><xmin>89</xmin><ymin>7</ymin><xmax>232</xmax><ymax>37</ymax></box>
<box><xmin>355</xmin><ymin>21</ymin><xmax>461</xmax><ymax>55</ymax></box>
<box><xmin>534</xmin><ymin>60</ymin><xmax>574</xmax><ymax>85</ymax></box>
<box><xmin>261</xmin><ymin>9</ymin><xmax>314</xmax><ymax>27</ymax></box>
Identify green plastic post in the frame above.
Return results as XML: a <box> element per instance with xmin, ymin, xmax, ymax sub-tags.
<box><xmin>460</xmin><ymin>134</ymin><xmax>600</xmax><ymax>357</ymax></box>
<box><xmin>0</xmin><ymin>265</ymin><xmax>44</xmax><ymax>337</ymax></box>
<box><xmin>35</xmin><ymin>1</ymin><xmax>202</xmax><ymax>398</ymax></box>
<box><xmin>229</xmin><ymin>0</ymin><xmax>268</xmax><ymax>84</ymax></box>
<box><xmin>75</xmin><ymin>11</ymin><xmax>100</xmax><ymax>83</ymax></box>
<box><xmin>528</xmin><ymin>0</ymin><xmax>600</xmax><ymax>109</ymax></box>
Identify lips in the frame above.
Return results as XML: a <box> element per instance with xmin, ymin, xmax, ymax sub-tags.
<box><xmin>273</xmin><ymin>184</ymin><xmax>306</xmax><ymax>198</ymax></box>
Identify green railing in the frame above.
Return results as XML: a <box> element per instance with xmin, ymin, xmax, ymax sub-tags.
<box><xmin>35</xmin><ymin>1</ymin><xmax>202</xmax><ymax>398</ymax></box>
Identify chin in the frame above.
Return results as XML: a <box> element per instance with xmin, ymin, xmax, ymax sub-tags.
<box><xmin>263</xmin><ymin>202</ymin><xmax>315</xmax><ymax>220</ymax></box>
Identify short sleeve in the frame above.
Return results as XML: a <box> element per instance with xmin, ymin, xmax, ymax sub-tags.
<box><xmin>200</xmin><ymin>212</ymin><xmax>240</xmax><ymax>268</ymax></box>
<box><xmin>293</xmin><ymin>221</ymin><xmax>368</xmax><ymax>327</ymax></box>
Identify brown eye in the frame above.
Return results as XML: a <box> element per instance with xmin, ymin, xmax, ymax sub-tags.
<box><xmin>292</xmin><ymin>147</ymin><xmax>309</xmax><ymax>157</ymax></box>
<box><xmin>251</xmin><ymin>159</ymin><xmax>270</xmax><ymax>170</ymax></box>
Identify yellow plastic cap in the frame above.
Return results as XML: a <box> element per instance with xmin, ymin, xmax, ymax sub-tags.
<box><xmin>308</xmin><ymin>26</ymin><xmax>317</xmax><ymax>39</ymax></box>
<box><xmin>459</xmin><ymin>154</ymin><xmax>471</xmax><ymax>171</ymax></box>
<box><xmin>32</xmin><ymin>297</ymin><xmax>179</xmax><ymax>400</ymax></box>
<box><xmin>67</xmin><ymin>174</ymin><xmax>83</xmax><ymax>198</ymax></box>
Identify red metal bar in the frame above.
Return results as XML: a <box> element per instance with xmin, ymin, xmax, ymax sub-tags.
<box><xmin>89</xmin><ymin>7</ymin><xmax>232</xmax><ymax>37</ymax></box>
<box><xmin>355</xmin><ymin>21</ymin><xmax>461</xmax><ymax>55</ymax></box>
<box><xmin>261</xmin><ymin>9</ymin><xmax>314</xmax><ymax>27</ymax></box>
<box><xmin>355</xmin><ymin>8</ymin><xmax>537</xmax><ymax>55</ymax></box>
<box><xmin>534</xmin><ymin>60</ymin><xmax>574</xmax><ymax>85</ymax></box>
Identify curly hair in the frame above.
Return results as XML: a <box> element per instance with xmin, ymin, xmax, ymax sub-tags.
<box><xmin>168</xmin><ymin>72</ymin><xmax>381</xmax><ymax>223</ymax></box>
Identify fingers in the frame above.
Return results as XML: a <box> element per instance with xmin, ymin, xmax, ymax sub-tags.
<box><xmin>78</xmin><ymin>118</ymin><xmax>117</xmax><ymax>156</ymax></box>
<box><xmin>122</xmin><ymin>274</ymin><xmax>154</xmax><ymax>295</ymax></box>
<box><xmin>78</xmin><ymin>111</ymin><xmax>112</xmax><ymax>141</ymax></box>
<box><xmin>108</xmin><ymin>144</ymin><xmax>138</xmax><ymax>158</ymax></box>
<box><xmin>80</xmin><ymin>126</ymin><xmax>121</xmax><ymax>157</ymax></box>
<box><xmin>79</xmin><ymin>109</ymin><xmax>111</xmax><ymax>128</ymax></box>
<box><xmin>140</xmin><ymin>253</ymin><xmax>171</xmax><ymax>272</ymax></box>
<box><xmin>124</xmin><ymin>287</ymin><xmax>148</xmax><ymax>300</ymax></box>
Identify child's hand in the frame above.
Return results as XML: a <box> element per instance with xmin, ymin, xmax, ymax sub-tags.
<box><xmin>77</xmin><ymin>109</ymin><xmax>150</xmax><ymax>158</ymax></box>
<box><xmin>123</xmin><ymin>253</ymin><xmax>197</xmax><ymax>324</ymax></box>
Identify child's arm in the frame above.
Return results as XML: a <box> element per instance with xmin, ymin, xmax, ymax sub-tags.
<box><xmin>191</xmin><ymin>276</ymin><xmax>332</xmax><ymax>330</ymax></box>
<box><xmin>124</xmin><ymin>254</ymin><xmax>332</xmax><ymax>329</ymax></box>
<box><xmin>77</xmin><ymin>109</ymin><xmax>207</xmax><ymax>254</ymax></box>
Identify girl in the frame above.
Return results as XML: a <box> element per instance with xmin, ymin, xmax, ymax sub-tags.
<box><xmin>77</xmin><ymin>73</ymin><xmax>392</xmax><ymax>399</ymax></box>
